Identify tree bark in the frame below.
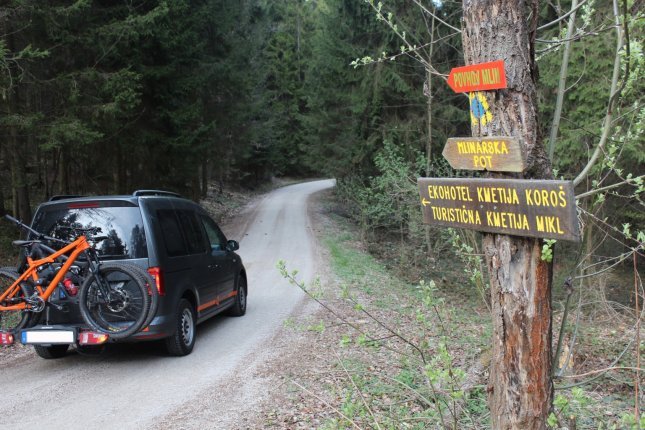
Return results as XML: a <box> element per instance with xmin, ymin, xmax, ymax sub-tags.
<box><xmin>462</xmin><ymin>1</ymin><xmax>554</xmax><ymax>428</ymax></box>
<box><xmin>8</xmin><ymin>129</ymin><xmax>32</xmax><ymax>222</ymax></box>
<box><xmin>201</xmin><ymin>157</ymin><xmax>208</xmax><ymax>199</ymax></box>
<box><xmin>59</xmin><ymin>146</ymin><xmax>69</xmax><ymax>195</ymax></box>
<box><xmin>0</xmin><ymin>186</ymin><xmax>5</xmax><ymax>217</ymax></box>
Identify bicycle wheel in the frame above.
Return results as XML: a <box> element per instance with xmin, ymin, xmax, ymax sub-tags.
<box><xmin>78</xmin><ymin>263</ymin><xmax>150</xmax><ymax>339</ymax></box>
<box><xmin>0</xmin><ymin>268</ymin><xmax>34</xmax><ymax>333</ymax></box>
<box><xmin>117</xmin><ymin>264</ymin><xmax>159</xmax><ymax>331</ymax></box>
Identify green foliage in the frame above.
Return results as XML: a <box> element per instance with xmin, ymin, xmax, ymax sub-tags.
<box><xmin>447</xmin><ymin>229</ymin><xmax>488</xmax><ymax>306</ymax></box>
<box><xmin>541</xmin><ymin>239</ymin><xmax>557</xmax><ymax>262</ymax></box>
<box><xmin>538</xmin><ymin>0</ymin><xmax>645</xmax><ymax>244</ymax></box>
<box><xmin>0</xmin><ymin>0</ymin><xmax>276</xmax><ymax>203</ymax></box>
<box><xmin>336</xmin><ymin>141</ymin><xmax>423</xmax><ymax>241</ymax></box>
<box><xmin>280</xmin><ymin>240</ymin><xmax>490</xmax><ymax>429</ymax></box>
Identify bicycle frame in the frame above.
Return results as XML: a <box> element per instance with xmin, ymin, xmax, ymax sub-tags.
<box><xmin>0</xmin><ymin>236</ymin><xmax>91</xmax><ymax>312</ymax></box>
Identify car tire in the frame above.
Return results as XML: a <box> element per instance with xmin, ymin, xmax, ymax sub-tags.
<box><xmin>164</xmin><ymin>299</ymin><xmax>196</xmax><ymax>356</ymax></box>
<box><xmin>226</xmin><ymin>275</ymin><xmax>247</xmax><ymax>317</ymax></box>
<box><xmin>33</xmin><ymin>344</ymin><xmax>69</xmax><ymax>359</ymax></box>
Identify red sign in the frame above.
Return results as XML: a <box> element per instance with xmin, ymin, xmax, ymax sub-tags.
<box><xmin>447</xmin><ymin>60</ymin><xmax>507</xmax><ymax>93</ymax></box>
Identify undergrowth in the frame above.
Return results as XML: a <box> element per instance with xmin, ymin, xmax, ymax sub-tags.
<box><xmin>276</xmin><ymin>192</ymin><xmax>642</xmax><ymax>429</ymax></box>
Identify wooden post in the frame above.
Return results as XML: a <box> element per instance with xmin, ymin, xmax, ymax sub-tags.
<box><xmin>461</xmin><ymin>0</ymin><xmax>554</xmax><ymax>428</ymax></box>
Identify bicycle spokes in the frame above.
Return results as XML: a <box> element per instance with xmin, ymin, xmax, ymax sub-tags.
<box><xmin>79</xmin><ymin>264</ymin><xmax>150</xmax><ymax>339</ymax></box>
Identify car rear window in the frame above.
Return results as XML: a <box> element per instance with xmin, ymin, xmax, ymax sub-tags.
<box><xmin>31</xmin><ymin>204</ymin><xmax>148</xmax><ymax>259</ymax></box>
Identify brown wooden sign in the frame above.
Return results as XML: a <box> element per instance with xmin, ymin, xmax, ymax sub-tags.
<box><xmin>442</xmin><ymin>137</ymin><xmax>525</xmax><ymax>172</ymax></box>
<box><xmin>418</xmin><ymin>178</ymin><xmax>580</xmax><ymax>241</ymax></box>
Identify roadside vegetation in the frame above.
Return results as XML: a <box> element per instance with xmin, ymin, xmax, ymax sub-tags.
<box><xmin>274</xmin><ymin>190</ymin><xmax>642</xmax><ymax>429</ymax></box>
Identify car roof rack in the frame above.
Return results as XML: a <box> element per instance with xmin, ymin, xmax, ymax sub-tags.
<box><xmin>49</xmin><ymin>195</ymin><xmax>85</xmax><ymax>201</ymax></box>
<box><xmin>132</xmin><ymin>190</ymin><xmax>182</xmax><ymax>198</ymax></box>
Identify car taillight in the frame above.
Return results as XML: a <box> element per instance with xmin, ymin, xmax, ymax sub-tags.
<box><xmin>78</xmin><ymin>331</ymin><xmax>109</xmax><ymax>345</ymax></box>
<box><xmin>0</xmin><ymin>332</ymin><xmax>15</xmax><ymax>346</ymax></box>
<box><xmin>67</xmin><ymin>202</ymin><xmax>100</xmax><ymax>209</ymax></box>
<box><xmin>147</xmin><ymin>267</ymin><xmax>165</xmax><ymax>296</ymax></box>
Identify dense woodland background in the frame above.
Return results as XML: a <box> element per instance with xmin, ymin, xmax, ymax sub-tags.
<box><xmin>0</xmin><ymin>0</ymin><xmax>642</xmax><ymax>227</ymax></box>
<box><xmin>1</xmin><ymin>0</ymin><xmax>642</xmax><ymax>245</ymax></box>
<box><xmin>1</xmin><ymin>1</ymin><xmax>643</xmax><ymax>427</ymax></box>
<box><xmin>1</xmin><ymin>0</ymin><xmax>642</xmax><ymax>324</ymax></box>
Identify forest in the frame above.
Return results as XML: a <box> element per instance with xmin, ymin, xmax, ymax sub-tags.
<box><xmin>1</xmin><ymin>0</ymin><xmax>643</xmax><ymax>428</ymax></box>
<box><xmin>0</xmin><ymin>1</ymin><xmax>642</xmax><ymax>221</ymax></box>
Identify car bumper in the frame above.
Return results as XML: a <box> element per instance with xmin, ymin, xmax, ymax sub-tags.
<box><xmin>19</xmin><ymin>314</ymin><xmax>174</xmax><ymax>346</ymax></box>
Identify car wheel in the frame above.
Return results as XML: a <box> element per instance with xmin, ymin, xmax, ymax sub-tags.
<box><xmin>226</xmin><ymin>275</ymin><xmax>247</xmax><ymax>317</ymax></box>
<box><xmin>33</xmin><ymin>344</ymin><xmax>69</xmax><ymax>359</ymax></box>
<box><xmin>164</xmin><ymin>299</ymin><xmax>196</xmax><ymax>356</ymax></box>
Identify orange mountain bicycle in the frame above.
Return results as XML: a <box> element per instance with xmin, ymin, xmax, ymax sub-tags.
<box><xmin>0</xmin><ymin>215</ymin><xmax>150</xmax><ymax>339</ymax></box>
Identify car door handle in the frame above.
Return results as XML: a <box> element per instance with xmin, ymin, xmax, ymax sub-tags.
<box><xmin>208</xmin><ymin>264</ymin><xmax>218</xmax><ymax>270</ymax></box>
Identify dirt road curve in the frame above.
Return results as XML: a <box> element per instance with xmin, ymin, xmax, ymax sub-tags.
<box><xmin>1</xmin><ymin>179</ymin><xmax>335</xmax><ymax>430</ymax></box>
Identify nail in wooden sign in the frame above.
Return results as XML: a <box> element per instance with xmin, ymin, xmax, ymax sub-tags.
<box><xmin>442</xmin><ymin>137</ymin><xmax>525</xmax><ymax>172</ymax></box>
<box><xmin>418</xmin><ymin>177</ymin><xmax>580</xmax><ymax>242</ymax></box>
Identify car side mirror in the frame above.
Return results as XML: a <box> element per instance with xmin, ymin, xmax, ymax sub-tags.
<box><xmin>226</xmin><ymin>240</ymin><xmax>239</xmax><ymax>252</ymax></box>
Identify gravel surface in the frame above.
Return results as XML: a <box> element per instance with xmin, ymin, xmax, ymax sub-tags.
<box><xmin>0</xmin><ymin>180</ymin><xmax>335</xmax><ymax>430</ymax></box>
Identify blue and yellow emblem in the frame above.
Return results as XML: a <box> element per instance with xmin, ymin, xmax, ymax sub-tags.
<box><xmin>469</xmin><ymin>92</ymin><xmax>493</xmax><ymax>127</ymax></box>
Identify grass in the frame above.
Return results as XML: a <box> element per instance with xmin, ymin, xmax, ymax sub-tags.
<box><xmin>310</xmin><ymin>223</ymin><xmax>492</xmax><ymax>429</ymax></box>
<box><xmin>286</xmin><ymin>191</ymin><xmax>643</xmax><ymax>430</ymax></box>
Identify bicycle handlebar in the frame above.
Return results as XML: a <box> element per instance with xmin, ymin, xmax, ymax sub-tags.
<box><xmin>3</xmin><ymin>214</ymin><xmax>67</xmax><ymax>244</ymax></box>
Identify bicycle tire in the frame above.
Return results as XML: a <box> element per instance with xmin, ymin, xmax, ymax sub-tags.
<box><xmin>0</xmin><ymin>268</ymin><xmax>35</xmax><ymax>333</ymax></box>
<box><xmin>113</xmin><ymin>264</ymin><xmax>159</xmax><ymax>331</ymax></box>
<box><xmin>78</xmin><ymin>263</ymin><xmax>150</xmax><ymax>339</ymax></box>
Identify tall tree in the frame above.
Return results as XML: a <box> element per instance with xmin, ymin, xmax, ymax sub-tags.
<box><xmin>462</xmin><ymin>0</ymin><xmax>553</xmax><ymax>428</ymax></box>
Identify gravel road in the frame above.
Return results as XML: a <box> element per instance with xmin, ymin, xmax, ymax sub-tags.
<box><xmin>0</xmin><ymin>179</ymin><xmax>335</xmax><ymax>430</ymax></box>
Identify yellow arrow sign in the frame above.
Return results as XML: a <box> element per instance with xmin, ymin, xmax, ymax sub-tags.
<box><xmin>421</xmin><ymin>198</ymin><xmax>430</xmax><ymax>207</ymax></box>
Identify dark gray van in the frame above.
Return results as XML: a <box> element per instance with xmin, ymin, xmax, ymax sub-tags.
<box><xmin>23</xmin><ymin>190</ymin><xmax>247</xmax><ymax>358</ymax></box>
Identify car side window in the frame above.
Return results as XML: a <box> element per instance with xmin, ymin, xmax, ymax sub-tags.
<box><xmin>157</xmin><ymin>210</ymin><xmax>188</xmax><ymax>257</ymax></box>
<box><xmin>176</xmin><ymin>210</ymin><xmax>209</xmax><ymax>255</ymax></box>
<box><xmin>200</xmin><ymin>216</ymin><xmax>227</xmax><ymax>252</ymax></box>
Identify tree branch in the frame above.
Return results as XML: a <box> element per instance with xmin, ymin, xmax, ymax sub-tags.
<box><xmin>537</xmin><ymin>0</ymin><xmax>589</xmax><ymax>31</ymax></box>
<box><xmin>410</xmin><ymin>0</ymin><xmax>462</xmax><ymax>34</ymax></box>
<box><xmin>575</xmin><ymin>174</ymin><xmax>645</xmax><ymax>200</ymax></box>
<box><xmin>547</xmin><ymin>0</ymin><xmax>579</xmax><ymax>161</ymax></box>
<box><xmin>573</xmin><ymin>0</ymin><xmax>629</xmax><ymax>186</ymax></box>
<box><xmin>558</xmin><ymin>366</ymin><xmax>645</xmax><ymax>379</ymax></box>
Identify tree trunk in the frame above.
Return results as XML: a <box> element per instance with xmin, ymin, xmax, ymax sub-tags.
<box><xmin>114</xmin><ymin>144</ymin><xmax>127</xmax><ymax>194</ymax></box>
<box><xmin>191</xmin><ymin>171</ymin><xmax>200</xmax><ymax>202</ymax></box>
<box><xmin>6</xmin><ymin>94</ymin><xmax>31</xmax><ymax>222</ymax></box>
<box><xmin>8</xmin><ymin>133</ymin><xmax>32</xmax><ymax>222</ymax></box>
<box><xmin>462</xmin><ymin>0</ymin><xmax>554</xmax><ymax>428</ymax></box>
<box><xmin>2</xmin><ymin>13</ymin><xmax>31</xmax><ymax>222</ymax></box>
<box><xmin>201</xmin><ymin>157</ymin><xmax>208</xmax><ymax>199</ymax></box>
<box><xmin>0</xmin><ymin>188</ymin><xmax>5</xmax><ymax>217</ymax></box>
<box><xmin>59</xmin><ymin>146</ymin><xmax>69</xmax><ymax>195</ymax></box>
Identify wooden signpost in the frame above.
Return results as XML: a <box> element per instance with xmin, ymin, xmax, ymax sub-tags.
<box><xmin>447</xmin><ymin>60</ymin><xmax>507</xmax><ymax>93</ymax></box>
<box><xmin>442</xmin><ymin>137</ymin><xmax>525</xmax><ymax>172</ymax></box>
<box><xmin>418</xmin><ymin>178</ymin><xmax>580</xmax><ymax>241</ymax></box>
<box><xmin>426</xmin><ymin>59</ymin><xmax>580</xmax><ymax>242</ymax></box>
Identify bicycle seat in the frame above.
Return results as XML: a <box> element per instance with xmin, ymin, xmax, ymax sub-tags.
<box><xmin>12</xmin><ymin>240</ymin><xmax>41</xmax><ymax>247</ymax></box>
